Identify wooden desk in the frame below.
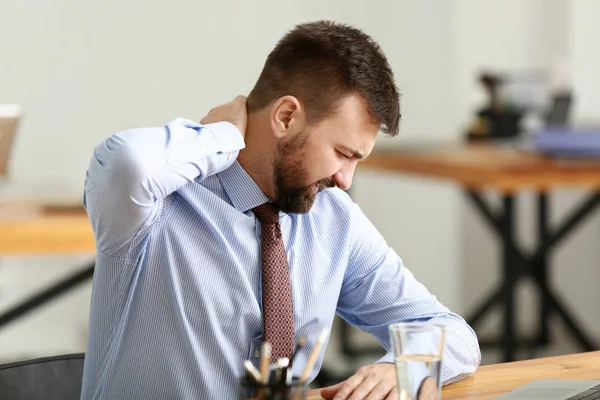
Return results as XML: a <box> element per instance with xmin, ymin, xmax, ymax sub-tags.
<box><xmin>362</xmin><ymin>143</ymin><xmax>600</xmax><ymax>193</ymax></box>
<box><xmin>304</xmin><ymin>351</ymin><xmax>600</xmax><ymax>399</ymax></box>
<box><xmin>444</xmin><ymin>351</ymin><xmax>600</xmax><ymax>399</ymax></box>
<box><xmin>0</xmin><ymin>205</ymin><xmax>94</xmax><ymax>255</ymax></box>
<box><xmin>359</xmin><ymin>144</ymin><xmax>600</xmax><ymax>361</ymax></box>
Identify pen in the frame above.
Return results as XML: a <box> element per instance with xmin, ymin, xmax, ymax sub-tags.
<box><xmin>275</xmin><ymin>357</ymin><xmax>289</xmax><ymax>386</ymax></box>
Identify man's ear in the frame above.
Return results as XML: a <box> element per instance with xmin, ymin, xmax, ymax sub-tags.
<box><xmin>270</xmin><ymin>96</ymin><xmax>306</xmax><ymax>139</ymax></box>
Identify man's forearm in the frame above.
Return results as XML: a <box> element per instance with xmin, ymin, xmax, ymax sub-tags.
<box><xmin>84</xmin><ymin>117</ymin><xmax>244</xmax><ymax>255</ymax></box>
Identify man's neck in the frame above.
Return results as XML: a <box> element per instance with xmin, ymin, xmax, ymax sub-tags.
<box><xmin>236</xmin><ymin>111</ymin><xmax>276</xmax><ymax>199</ymax></box>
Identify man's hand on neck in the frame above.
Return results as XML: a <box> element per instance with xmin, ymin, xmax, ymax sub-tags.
<box><xmin>200</xmin><ymin>95</ymin><xmax>248</xmax><ymax>138</ymax></box>
<box><xmin>200</xmin><ymin>96</ymin><xmax>277</xmax><ymax>200</ymax></box>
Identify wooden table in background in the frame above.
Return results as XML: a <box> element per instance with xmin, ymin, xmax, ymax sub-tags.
<box><xmin>358</xmin><ymin>143</ymin><xmax>600</xmax><ymax>362</ymax></box>
<box><xmin>0</xmin><ymin>204</ymin><xmax>94</xmax><ymax>254</ymax></box>
<box><xmin>0</xmin><ymin>203</ymin><xmax>95</xmax><ymax>329</ymax></box>
<box><xmin>361</xmin><ymin>143</ymin><xmax>600</xmax><ymax>192</ymax></box>
<box><xmin>303</xmin><ymin>351</ymin><xmax>600</xmax><ymax>399</ymax></box>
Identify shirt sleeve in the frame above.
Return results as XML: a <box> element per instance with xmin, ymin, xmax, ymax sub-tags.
<box><xmin>83</xmin><ymin>117</ymin><xmax>245</xmax><ymax>257</ymax></box>
<box><xmin>337</xmin><ymin>201</ymin><xmax>481</xmax><ymax>391</ymax></box>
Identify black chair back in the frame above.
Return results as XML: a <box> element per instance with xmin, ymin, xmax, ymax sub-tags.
<box><xmin>0</xmin><ymin>353</ymin><xmax>84</xmax><ymax>400</ymax></box>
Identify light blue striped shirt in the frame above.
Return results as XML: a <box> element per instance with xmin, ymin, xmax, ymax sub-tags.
<box><xmin>80</xmin><ymin>117</ymin><xmax>480</xmax><ymax>400</ymax></box>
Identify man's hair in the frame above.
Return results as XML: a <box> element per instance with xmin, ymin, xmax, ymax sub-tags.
<box><xmin>247</xmin><ymin>20</ymin><xmax>401</xmax><ymax>136</ymax></box>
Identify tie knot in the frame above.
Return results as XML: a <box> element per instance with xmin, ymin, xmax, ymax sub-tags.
<box><xmin>252</xmin><ymin>203</ymin><xmax>280</xmax><ymax>224</ymax></box>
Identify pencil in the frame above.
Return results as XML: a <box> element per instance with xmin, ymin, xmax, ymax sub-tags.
<box><xmin>259</xmin><ymin>341</ymin><xmax>271</xmax><ymax>383</ymax></box>
<box><xmin>290</xmin><ymin>336</ymin><xmax>307</xmax><ymax>367</ymax></box>
<box><xmin>257</xmin><ymin>342</ymin><xmax>271</xmax><ymax>399</ymax></box>
<box><xmin>274</xmin><ymin>357</ymin><xmax>289</xmax><ymax>386</ymax></box>
<box><xmin>244</xmin><ymin>360</ymin><xmax>262</xmax><ymax>382</ymax></box>
<box><xmin>299</xmin><ymin>327</ymin><xmax>330</xmax><ymax>383</ymax></box>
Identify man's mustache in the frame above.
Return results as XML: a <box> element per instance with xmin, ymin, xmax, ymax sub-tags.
<box><xmin>315</xmin><ymin>178</ymin><xmax>335</xmax><ymax>192</ymax></box>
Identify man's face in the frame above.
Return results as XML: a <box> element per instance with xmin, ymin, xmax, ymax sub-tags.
<box><xmin>273</xmin><ymin>94</ymin><xmax>380</xmax><ymax>214</ymax></box>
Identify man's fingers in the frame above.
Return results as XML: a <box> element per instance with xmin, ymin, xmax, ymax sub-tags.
<box><xmin>320</xmin><ymin>382</ymin><xmax>343</xmax><ymax>399</ymax></box>
<box><xmin>322</xmin><ymin>364</ymin><xmax>398</xmax><ymax>400</ymax></box>
<box><xmin>347</xmin><ymin>375</ymin><xmax>382</xmax><ymax>400</ymax></box>
<box><xmin>362</xmin><ymin>377</ymin><xmax>395</xmax><ymax>400</ymax></box>
<box><xmin>384</xmin><ymin>387</ymin><xmax>398</xmax><ymax>400</ymax></box>
<box><xmin>199</xmin><ymin>95</ymin><xmax>247</xmax><ymax>126</ymax></box>
<box><xmin>418</xmin><ymin>377</ymin><xmax>438</xmax><ymax>400</ymax></box>
<box><xmin>329</xmin><ymin>374</ymin><xmax>365</xmax><ymax>400</ymax></box>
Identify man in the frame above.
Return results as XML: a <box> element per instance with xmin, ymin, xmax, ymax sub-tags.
<box><xmin>81</xmin><ymin>20</ymin><xmax>480</xmax><ymax>400</ymax></box>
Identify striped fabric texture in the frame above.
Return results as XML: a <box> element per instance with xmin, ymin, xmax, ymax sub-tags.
<box><xmin>80</xmin><ymin>118</ymin><xmax>481</xmax><ymax>400</ymax></box>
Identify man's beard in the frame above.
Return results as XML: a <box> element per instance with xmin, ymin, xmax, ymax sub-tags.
<box><xmin>273</xmin><ymin>134</ymin><xmax>335</xmax><ymax>214</ymax></box>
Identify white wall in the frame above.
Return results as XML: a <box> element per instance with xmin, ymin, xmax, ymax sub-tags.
<box><xmin>569</xmin><ymin>0</ymin><xmax>600</xmax><ymax>124</ymax></box>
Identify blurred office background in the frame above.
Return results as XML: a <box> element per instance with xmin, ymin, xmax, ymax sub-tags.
<box><xmin>1</xmin><ymin>0</ymin><xmax>599</xmax><ymax>383</ymax></box>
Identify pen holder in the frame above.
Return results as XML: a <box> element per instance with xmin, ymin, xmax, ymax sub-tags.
<box><xmin>239</xmin><ymin>377</ymin><xmax>307</xmax><ymax>400</ymax></box>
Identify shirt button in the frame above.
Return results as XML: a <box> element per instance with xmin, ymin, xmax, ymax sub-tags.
<box><xmin>254</xmin><ymin>350</ymin><xmax>261</xmax><ymax>359</ymax></box>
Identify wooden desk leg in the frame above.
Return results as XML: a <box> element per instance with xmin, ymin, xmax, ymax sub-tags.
<box><xmin>466</xmin><ymin>190</ymin><xmax>600</xmax><ymax>361</ymax></box>
<box><xmin>465</xmin><ymin>191</ymin><xmax>523</xmax><ymax>361</ymax></box>
<box><xmin>536</xmin><ymin>193</ymin><xmax>550</xmax><ymax>346</ymax></box>
<box><xmin>529</xmin><ymin>192</ymin><xmax>600</xmax><ymax>353</ymax></box>
<box><xmin>501</xmin><ymin>195</ymin><xmax>517</xmax><ymax>362</ymax></box>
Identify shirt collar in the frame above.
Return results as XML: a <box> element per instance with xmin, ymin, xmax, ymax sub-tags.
<box><xmin>218</xmin><ymin>161</ymin><xmax>271</xmax><ymax>213</ymax></box>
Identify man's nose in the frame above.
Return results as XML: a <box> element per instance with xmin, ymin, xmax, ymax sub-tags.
<box><xmin>333</xmin><ymin>163</ymin><xmax>357</xmax><ymax>191</ymax></box>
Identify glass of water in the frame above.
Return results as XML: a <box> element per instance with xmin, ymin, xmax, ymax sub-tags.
<box><xmin>389</xmin><ymin>323</ymin><xmax>446</xmax><ymax>400</ymax></box>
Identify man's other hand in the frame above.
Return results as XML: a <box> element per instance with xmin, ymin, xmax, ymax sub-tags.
<box><xmin>320</xmin><ymin>363</ymin><xmax>397</xmax><ymax>400</ymax></box>
<box><xmin>200</xmin><ymin>95</ymin><xmax>247</xmax><ymax>137</ymax></box>
<box><xmin>320</xmin><ymin>363</ymin><xmax>438</xmax><ymax>400</ymax></box>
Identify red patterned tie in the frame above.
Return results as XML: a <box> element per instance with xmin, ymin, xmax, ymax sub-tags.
<box><xmin>252</xmin><ymin>203</ymin><xmax>295</xmax><ymax>362</ymax></box>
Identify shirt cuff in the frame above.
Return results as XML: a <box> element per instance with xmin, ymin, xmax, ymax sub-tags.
<box><xmin>165</xmin><ymin>118</ymin><xmax>245</xmax><ymax>174</ymax></box>
<box><xmin>375</xmin><ymin>352</ymin><xmax>394</xmax><ymax>364</ymax></box>
<box><xmin>203</xmin><ymin>121</ymin><xmax>246</xmax><ymax>152</ymax></box>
